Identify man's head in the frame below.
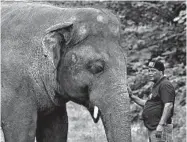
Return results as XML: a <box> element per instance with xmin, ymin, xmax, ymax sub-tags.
<box><xmin>148</xmin><ymin>60</ymin><xmax>165</xmax><ymax>82</ymax></box>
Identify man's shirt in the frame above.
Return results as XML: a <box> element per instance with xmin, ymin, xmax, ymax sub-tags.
<box><xmin>142</xmin><ymin>77</ymin><xmax>175</xmax><ymax>130</ymax></box>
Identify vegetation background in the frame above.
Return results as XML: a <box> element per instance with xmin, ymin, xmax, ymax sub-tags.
<box><xmin>1</xmin><ymin>1</ymin><xmax>186</xmax><ymax>142</ymax></box>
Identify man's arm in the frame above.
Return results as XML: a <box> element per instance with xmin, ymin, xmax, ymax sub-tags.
<box><xmin>127</xmin><ymin>86</ymin><xmax>146</xmax><ymax>107</ymax></box>
<box><xmin>157</xmin><ymin>81</ymin><xmax>175</xmax><ymax>128</ymax></box>
<box><xmin>131</xmin><ymin>95</ymin><xmax>146</xmax><ymax>107</ymax></box>
<box><xmin>158</xmin><ymin>102</ymin><xmax>173</xmax><ymax>126</ymax></box>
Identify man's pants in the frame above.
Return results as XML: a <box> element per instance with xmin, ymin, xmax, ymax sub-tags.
<box><xmin>148</xmin><ymin>124</ymin><xmax>173</xmax><ymax>142</ymax></box>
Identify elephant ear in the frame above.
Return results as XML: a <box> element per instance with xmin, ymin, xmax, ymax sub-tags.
<box><xmin>42</xmin><ymin>22</ymin><xmax>89</xmax><ymax>68</ymax></box>
<box><xmin>42</xmin><ymin>22</ymin><xmax>73</xmax><ymax>68</ymax></box>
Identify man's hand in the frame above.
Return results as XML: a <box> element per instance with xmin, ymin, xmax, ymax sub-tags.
<box><xmin>127</xmin><ymin>85</ymin><xmax>133</xmax><ymax>99</ymax></box>
<box><xmin>127</xmin><ymin>85</ymin><xmax>146</xmax><ymax>107</ymax></box>
<box><xmin>156</xmin><ymin>124</ymin><xmax>164</xmax><ymax>131</ymax></box>
<box><xmin>155</xmin><ymin>124</ymin><xmax>164</xmax><ymax>138</ymax></box>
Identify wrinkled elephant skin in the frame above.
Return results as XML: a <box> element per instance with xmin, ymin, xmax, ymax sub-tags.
<box><xmin>1</xmin><ymin>3</ymin><xmax>131</xmax><ymax>142</ymax></box>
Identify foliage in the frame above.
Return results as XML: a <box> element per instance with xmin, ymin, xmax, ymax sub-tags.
<box><xmin>49</xmin><ymin>1</ymin><xmax>186</xmax><ymax>66</ymax></box>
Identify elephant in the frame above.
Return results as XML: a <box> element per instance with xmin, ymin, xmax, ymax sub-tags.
<box><xmin>1</xmin><ymin>2</ymin><xmax>131</xmax><ymax>142</ymax></box>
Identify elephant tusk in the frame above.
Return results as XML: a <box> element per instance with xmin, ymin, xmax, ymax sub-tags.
<box><xmin>93</xmin><ymin>106</ymin><xmax>99</xmax><ymax>119</ymax></box>
<box><xmin>85</xmin><ymin>103</ymin><xmax>100</xmax><ymax>123</ymax></box>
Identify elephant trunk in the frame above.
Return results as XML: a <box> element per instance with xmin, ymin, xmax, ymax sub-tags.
<box><xmin>101</xmin><ymin>92</ymin><xmax>131</xmax><ymax>142</ymax></box>
<box><xmin>90</xmin><ymin>83</ymin><xmax>131</xmax><ymax>142</ymax></box>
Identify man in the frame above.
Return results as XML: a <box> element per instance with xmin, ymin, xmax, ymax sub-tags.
<box><xmin>128</xmin><ymin>60</ymin><xmax>175</xmax><ymax>142</ymax></box>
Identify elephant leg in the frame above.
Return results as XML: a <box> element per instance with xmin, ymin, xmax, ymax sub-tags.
<box><xmin>2</xmin><ymin>100</ymin><xmax>37</xmax><ymax>142</ymax></box>
<box><xmin>36</xmin><ymin>105</ymin><xmax>68</xmax><ymax>142</ymax></box>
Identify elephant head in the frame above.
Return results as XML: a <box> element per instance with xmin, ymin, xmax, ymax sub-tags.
<box><xmin>42</xmin><ymin>9</ymin><xmax>131</xmax><ymax>142</ymax></box>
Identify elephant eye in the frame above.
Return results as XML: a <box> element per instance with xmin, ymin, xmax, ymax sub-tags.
<box><xmin>87</xmin><ymin>60</ymin><xmax>104</xmax><ymax>75</ymax></box>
